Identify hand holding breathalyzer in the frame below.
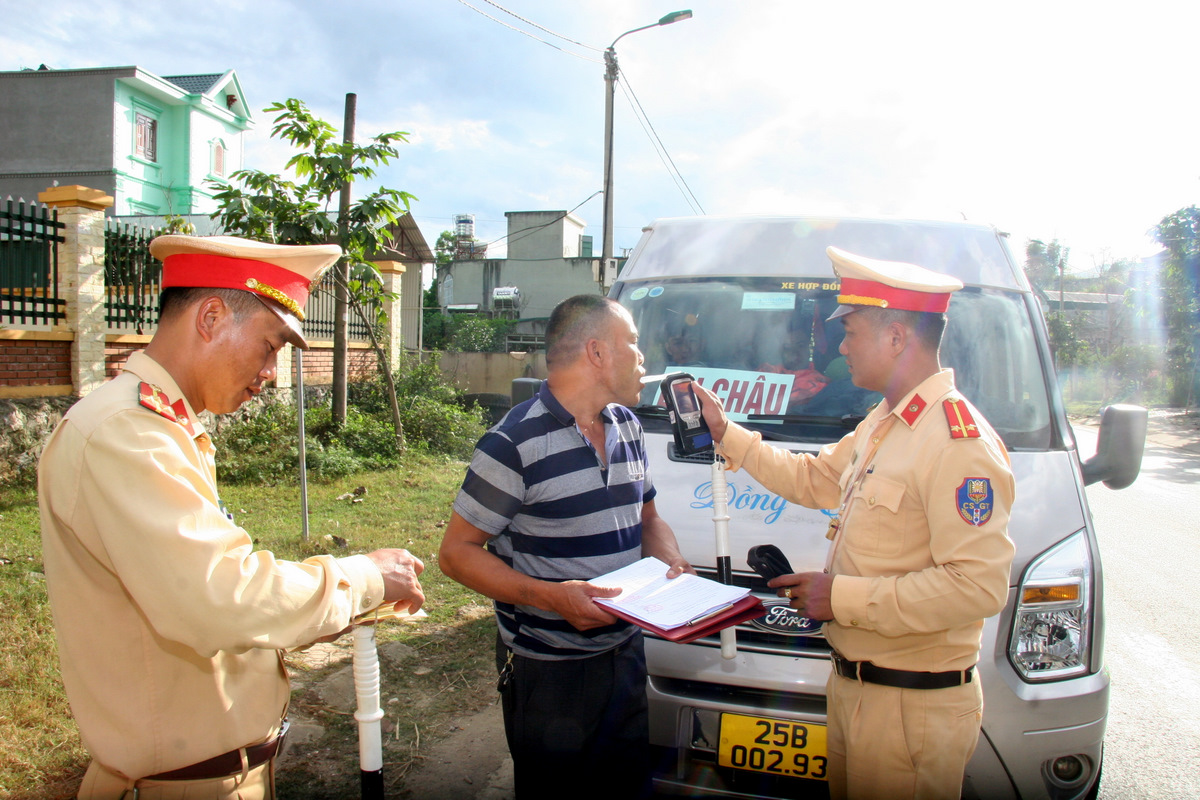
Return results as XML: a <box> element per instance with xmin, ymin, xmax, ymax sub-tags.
<box><xmin>690</xmin><ymin>381</ymin><xmax>730</xmax><ymax>444</ymax></box>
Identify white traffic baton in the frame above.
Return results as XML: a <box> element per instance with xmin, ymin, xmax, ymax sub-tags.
<box><xmin>711</xmin><ymin>454</ymin><xmax>737</xmax><ymax>660</ymax></box>
<box><xmin>353</xmin><ymin>623</ymin><xmax>386</xmax><ymax>798</ymax></box>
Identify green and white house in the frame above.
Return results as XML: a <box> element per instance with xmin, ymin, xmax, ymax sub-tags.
<box><xmin>0</xmin><ymin>64</ymin><xmax>252</xmax><ymax>215</ymax></box>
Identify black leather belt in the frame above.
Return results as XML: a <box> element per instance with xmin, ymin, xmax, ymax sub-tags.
<box><xmin>831</xmin><ymin>651</ymin><xmax>973</xmax><ymax>690</ymax></box>
<box><xmin>145</xmin><ymin>720</ymin><xmax>289</xmax><ymax>781</ymax></box>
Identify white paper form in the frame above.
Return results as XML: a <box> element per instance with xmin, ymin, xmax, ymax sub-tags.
<box><xmin>592</xmin><ymin>557</ymin><xmax>749</xmax><ymax>629</ymax></box>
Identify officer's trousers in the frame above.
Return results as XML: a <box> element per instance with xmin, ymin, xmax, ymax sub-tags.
<box><xmin>825</xmin><ymin>671</ymin><xmax>983</xmax><ymax>800</ymax></box>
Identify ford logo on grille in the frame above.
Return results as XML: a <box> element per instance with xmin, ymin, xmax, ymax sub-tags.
<box><xmin>747</xmin><ymin>599</ymin><xmax>825</xmax><ymax>636</ymax></box>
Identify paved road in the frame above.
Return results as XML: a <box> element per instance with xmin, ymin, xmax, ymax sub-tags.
<box><xmin>1076</xmin><ymin>423</ymin><xmax>1200</xmax><ymax>800</ymax></box>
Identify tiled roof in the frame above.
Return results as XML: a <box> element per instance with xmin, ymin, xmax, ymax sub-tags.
<box><xmin>162</xmin><ymin>73</ymin><xmax>225</xmax><ymax>94</ymax></box>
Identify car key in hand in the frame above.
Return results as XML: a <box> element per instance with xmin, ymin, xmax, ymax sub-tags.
<box><xmin>746</xmin><ymin>544</ymin><xmax>794</xmax><ymax>581</ymax></box>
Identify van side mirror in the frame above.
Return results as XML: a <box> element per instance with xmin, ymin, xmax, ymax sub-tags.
<box><xmin>1080</xmin><ymin>404</ymin><xmax>1148</xmax><ymax>489</ymax></box>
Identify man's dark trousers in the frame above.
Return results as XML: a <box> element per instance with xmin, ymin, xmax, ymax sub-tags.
<box><xmin>497</xmin><ymin>632</ymin><xmax>652</xmax><ymax>800</ymax></box>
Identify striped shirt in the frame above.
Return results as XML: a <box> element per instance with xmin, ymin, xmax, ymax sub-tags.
<box><xmin>453</xmin><ymin>380</ymin><xmax>657</xmax><ymax>659</ymax></box>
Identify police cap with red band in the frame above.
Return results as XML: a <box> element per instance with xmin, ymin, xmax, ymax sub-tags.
<box><xmin>149</xmin><ymin>235</ymin><xmax>341</xmax><ymax>349</ymax></box>
<box><xmin>825</xmin><ymin>245</ymin><xmax>963</xmax><ymax>321</ymax></box>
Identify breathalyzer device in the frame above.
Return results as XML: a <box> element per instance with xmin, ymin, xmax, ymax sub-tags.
<box><xmin>660</xmin><ymin>372</ymin><xmax>714</xmax><ymax>456</ymax></box>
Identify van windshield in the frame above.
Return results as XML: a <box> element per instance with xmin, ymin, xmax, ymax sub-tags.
<box><xmin>617</xmin><ymin>277</ymin><xmax>1052</xmax><ymax>449</ymax></box>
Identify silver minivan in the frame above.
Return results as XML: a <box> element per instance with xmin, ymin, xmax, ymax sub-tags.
<box><xmin>607</xmin><ymin>215</ymin><xmax>1146</xmax><ymax>799</ymax></box>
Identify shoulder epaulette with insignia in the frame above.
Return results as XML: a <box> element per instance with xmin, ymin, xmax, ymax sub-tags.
<box><xmin>943</xmin><ymin>398</ymin><xmax>980</xmax><ymax>439</ymax></box>
<box><xmin>138</xmin><ymin>382</ymin><xmax>198</xmax><ymax>437</ymax></box>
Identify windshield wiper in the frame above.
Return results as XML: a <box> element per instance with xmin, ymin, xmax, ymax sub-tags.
<box><xmin>632</xmin><ymin>404</ymin><xmax>670</xmax><ymax>419</ymax></box>
<box><xmin>747</xmin><ymin>413</ymin><xmax>866</xmax><ymax>429</ymax></box>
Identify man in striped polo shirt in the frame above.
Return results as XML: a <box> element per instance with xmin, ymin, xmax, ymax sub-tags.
<box><xmin>440</xmin><ymin>294</ymin><xmax>691</xmax><ymax>799</ymax></box>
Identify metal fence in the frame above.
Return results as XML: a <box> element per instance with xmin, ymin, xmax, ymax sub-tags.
<box><xmin>105</xmin><ymin>219</ymin><xmax>164</xmax><ymax>334</ymax></box>
<box><xmin>101</xmin><ymin>223</ymin><xmax>377</xmax><ymax>343</ymax></box>
<box><xmin>0</xmin><ymin>198</ymin><xmax>65</xmax><ymax>327</ymax></box>
<box><xmin>302</xmin><ymin>268</ymin><xmax>379</xmax><ymax>343</ymax></box>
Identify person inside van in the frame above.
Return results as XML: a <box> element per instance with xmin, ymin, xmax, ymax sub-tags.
<box><xmin>692</xmin><ymin>246</ymin><xmax>1016</xmax><ymax>800</ymax></box>
<box><xmin>757</xmin><ymin>326</ymin><xmax>830</xmax><ymax>408</ymax></box>
<box><xmin>662</xmin><ymin>315</ymin><xmax>707</xmax><ymax>367</ymax></box>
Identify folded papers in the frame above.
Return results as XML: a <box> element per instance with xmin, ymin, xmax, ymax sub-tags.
<box><xmin>592</xmin><ymin>557</ymin><xmax>764</xmax><ymax>644</ymax></box>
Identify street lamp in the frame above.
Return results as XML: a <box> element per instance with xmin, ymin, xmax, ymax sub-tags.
<box><xmin>601</xmin><ymin>9</ymin><xmax>692</xmax><ymax>273</ymax></box>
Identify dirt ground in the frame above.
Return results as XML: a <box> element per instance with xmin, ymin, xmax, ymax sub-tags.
<box><xmin>1076</xmin><ymin>406</ymin><xmax>1200</xmax><ymax>454</ymax></box>
<box><xmin>274</xmin><ymin>605</ymin><xmax>512</xmax><ymax>799</ymax></box>
<box><xmin>1143</xmin><ymin>406</ymin><xmax>1200</xmax><ymax>451</ymax></box>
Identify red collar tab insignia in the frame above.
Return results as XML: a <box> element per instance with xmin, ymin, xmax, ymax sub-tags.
<box><xmin>137</xmin><ymin>382</ymin><xmax>197</xmax><ymax>436</ymax></box>
<box><xmin>900</xmin><ymin>394</ymin><xmax>926</xmax><ymax>427</ymax></box>
<box><xmin>138</xmin><ymin>382</ymin><xmax>176</xmax><ymax>422</ymax></box>
<box><xmin>170</xmin><ymin>398</ymin><xmax>197</xmax><ymax>438</ymax></box>
<box><xmin>943</xmin><ymin>398</ymin><xmax>980</xmax><ymax>439</ymax></box>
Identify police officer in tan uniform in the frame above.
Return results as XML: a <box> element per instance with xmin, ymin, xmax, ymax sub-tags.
<box><xmin>38</xmin><ymin>235</ymin><xmax>427</xmax><ymax>799</ymax></box>
<box><xmin>694</xmin><ymin>246</ymin><xmax>1015</xmax><ymax>800</ymax></box>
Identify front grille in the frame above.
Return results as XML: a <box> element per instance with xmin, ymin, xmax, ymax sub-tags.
<box><xmin>668</xmin><ymin>442</ymin><xmax>717</xmax><ymax>464</ymax></box>
<box><xmin>654</xmin><ymin>676</ymin><xmax>828</xmax><ymax>716</ymax></box>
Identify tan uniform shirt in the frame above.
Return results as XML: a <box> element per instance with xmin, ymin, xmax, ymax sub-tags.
<box><xmin>38</xmin><ymin>352</ymin><xmax>385</xmax><ymax>780</ymax></box>
<box><xmin>719</xmin><ymin>369</ymin><xmax>1015</xmax><ymax>672</ymax></box>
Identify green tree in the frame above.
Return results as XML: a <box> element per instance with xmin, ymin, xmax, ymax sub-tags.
<box><xmin>422</xmin><ymin>230</ymin><xmax>456</xmax><ymax>350</ymax></box>
<box><xmin>162</xmin><ymin>214</ymin><xmax>196</xmax><ymax>235</ymax></box>
<box><xmin>1151</xmin><ymin>207</ymin><xmax>1200</xmax><ymax>406</ymax></box>
<box><xmin>1025</xmin><ymin>239</ymin><xmax>1070</xmax><ymax>298</ymax></box>
<box><xmin>1109</xmin><ymin>343</ymin><xmax>1160</xmax><ymax>402</ymax></box>
<box><xmin>448</xmin><ymin>316</ymin><xmax>514</xmax><ymax>353</ymax></box>
<box><xmin>435</xmin><ymin>230</ymin><xmax>456</xmax><ymax>266</ymax></box>
<box><xmin>209</xmin><ymin>99</ymin><xmax>416</xmax><ymax>450</ymax></box>
<box><xmin>1046</xmin><ymin>311</ymin><xmax>1097</xmax><ymax>367</ymax></box>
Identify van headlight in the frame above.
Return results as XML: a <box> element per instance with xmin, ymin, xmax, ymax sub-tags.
<box><xmin>1008</xmin><ymin>531</ymin><xmax>1093</xmax><ymax>681</ymax></box>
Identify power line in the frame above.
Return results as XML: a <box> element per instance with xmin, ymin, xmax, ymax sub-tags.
<box><xmin>453</xmin><ymin>2</ymin><xmax>704</xmax><ymax>222</ymax></box>
<box><xmin>620</xmin><ymin>80</ymin><xmax>702</xmax><ymax>215</ymax></box>
<box><xmin>455</xmin><ymin>0</ymin><xmax>602</xmax><ymax>64</ymax></box>
<box><xmin>618</xmin><ymin>71</ymin><xmax>706</xmax><ymax>215</ymax></box>
<box><xmin>488</xmin><ymin>190</ymin><xmax>603</xmax><ymax>248</ymax></box>
<box><xmin>480</xmin><ymin>0</ymin><xmax>603</xmax><ymax>52</ymax></box>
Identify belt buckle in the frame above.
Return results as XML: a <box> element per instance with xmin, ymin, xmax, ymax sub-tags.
<box><xmin>830</xmin><ymin>650</ymin><xmax>856</xmax><ymax>679</ymax></box>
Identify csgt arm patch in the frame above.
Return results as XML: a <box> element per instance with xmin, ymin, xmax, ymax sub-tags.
<box><xmin>956</xmin><ymin>477</ymin><xmax>994</xmax><ymax>526</ymax></box>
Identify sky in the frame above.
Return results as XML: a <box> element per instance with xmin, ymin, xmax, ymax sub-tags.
<box><xmin>4</xmin><ymin>0</ymin><xmax>1199</xmax><ymax>273</ymax></box>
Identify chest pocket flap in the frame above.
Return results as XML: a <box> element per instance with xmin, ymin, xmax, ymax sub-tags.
<box><xmin>855</xmin><ymin>474</ymin><xmax>905</xmax><ymax>513</ymax></box>
<box><xmin>845</xmin><ymin>474</ymin><xmax>908</xmax><ymax>557</ymax></box>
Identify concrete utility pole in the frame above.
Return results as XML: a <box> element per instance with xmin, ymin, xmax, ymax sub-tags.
<box><xmin>333</xmin><ymin>93</ymin><xmax>356</xmax><ymax>426</ymax></box>
<box><xmin>601</xmin><ymin>44</ymin><xmax>619</xmax><ymax>267</ymax></box>
<box><xmin>600</xmin><ymin>10</ymin><xmax>692</xmax><ymax>270</ymax></box>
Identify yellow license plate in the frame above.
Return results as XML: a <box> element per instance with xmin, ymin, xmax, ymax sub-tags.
<box><xmin>718</xmin><ymin>713</ymin><xmax>829</xmax><ymax>781</ymax></box>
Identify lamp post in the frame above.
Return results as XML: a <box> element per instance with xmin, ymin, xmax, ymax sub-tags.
<box><xmin>601</xmin><ymin>9</ymin><xmax>692</xmax><ymax>270</ymax></box>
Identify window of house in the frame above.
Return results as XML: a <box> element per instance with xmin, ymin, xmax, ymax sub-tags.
<box><xmin>135</xmin><ymin>113</ymin><xmax>157</xmax><ymax>162</ymax></box>
<box><xmin>212</xmin><ymin>140</ymin><xmax>226</xmax><ymax>177</ymax></box>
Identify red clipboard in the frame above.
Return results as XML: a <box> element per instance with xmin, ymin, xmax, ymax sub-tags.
<box><xmin>603</xmin><ymin>594</ymin><xmax>765</xmax><ymax>644</ymax></box>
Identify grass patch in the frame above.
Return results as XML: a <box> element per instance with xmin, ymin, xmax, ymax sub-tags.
<box><xmin>212</xmin><ymin>357</ymin><xmax>488</xmax><ymax>487</ymax></box>
<box><xmin>0</xmin><ymin>486</ymin><xmax>88</xmax><ymax>797</ymax></box>
<box><xmin>1064</xmin><ymin>401</ymin><xmax>1104</xmax><ymax>418</ymax></box>
<box><xmin>0</xmin><ymin>454</ymin><xmax>496</xmax><ymax>799</ymax></box>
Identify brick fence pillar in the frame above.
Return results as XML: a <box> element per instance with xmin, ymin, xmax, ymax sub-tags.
<box><xmin>39</xmin><ymin>186</ymin><xmax>113</xmax><ymax>398</ymax></box>
<box><xmin>276</xmin><ymin>343</ymin><xmax>294</xmax><ymax>390</ymax></box>
<box><xmin>374</xmin><ymin>260</ymin><xmax>406</xmax><ymax>373</ymax></box>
